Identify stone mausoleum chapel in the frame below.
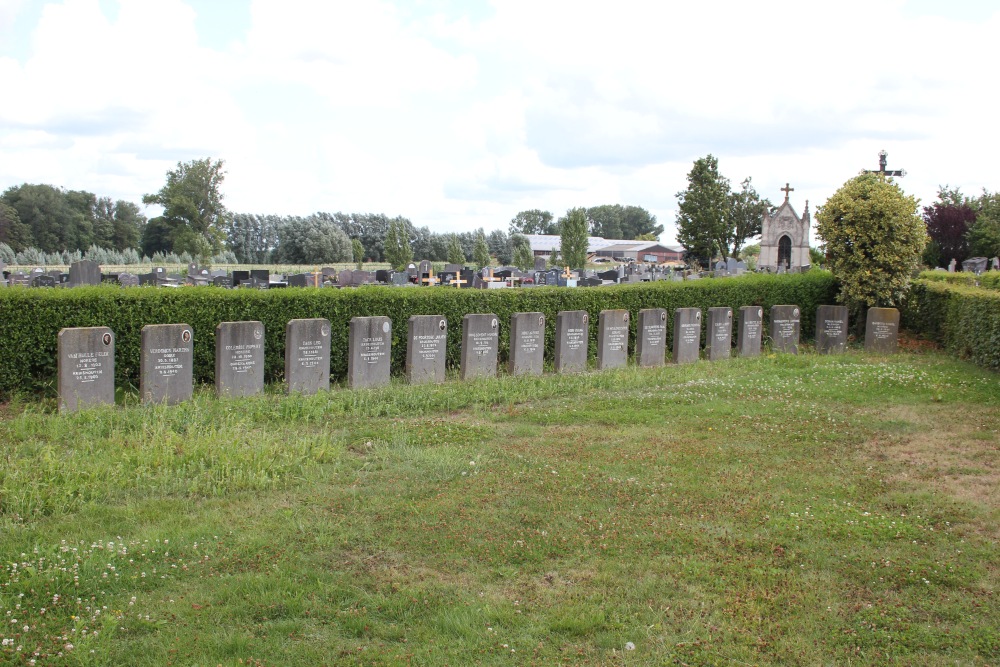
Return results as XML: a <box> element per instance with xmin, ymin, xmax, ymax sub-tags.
<box><xmin>758</xmin><ymin>183</ymin><xmax>811</xmax><ymax>272</ymax></box>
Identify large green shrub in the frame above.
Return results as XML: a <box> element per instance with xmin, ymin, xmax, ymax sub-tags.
<box><xmin>903</xmin><ymin>280</ymin><xmax>1000</xmax><ymax>371</ymax></box>
<box><xmin>0</xmin><ymin>272</ymin><xmax>837</xmax><ymax>395</ymax></box>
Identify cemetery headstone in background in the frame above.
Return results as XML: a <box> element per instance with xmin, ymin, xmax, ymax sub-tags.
<box><xmin>348</xmin><ymin>316</ymin><xmax>392</xmax><ymax>389</ymax></box>
<box><xmin>865</xmin><ymin>307</ymin><xmax>900</xmax><ymax>354</ymax></box>
<box><xmin>597</xmin><ymin>310</ymin><xmax>629</xmax><ymax>370</ymax></box>
<box><xmin>636</xmin><ymin>308</ymin><xmax>667</xmax><ymax>367</ymax></box>
<box><xmin>706</xmin><ymin>307</ymin><xmax>733</xmax><ymax>361</ymax></box>
<box><xmin>285</xmin><ymin>318</ymin><xmax>331</xmax><ymax>394</ymax></box>
<box><xmin>769</xmin><ymin>305</ymin><xmax>801</xmax><ymax>354</ymax></box>
<box><xmin>58</xmin><ymin>327</ymin><xmax>115</xmax><ymax>412</ymax></box>
<box><xmin>509</xmin><ymin>312</ymin><xmax>545</xmax><ymax>376</ymax></box>
<box><xmin>815</xmin><ymin>305</ymin><xmax>849</xmax><ymax>354</ymax></box>
<box><xmin>68</xmin><ymin>259</ymin><xmax>101</xmax><ymax>287</ymax></box>
<box><xmin>555</xmin><ymin>310</ymin><xmax>588</xmax><ymax>373</ymax></box>
<box><xmin>737</xmin><ymin>306</ymin><xmax>763</xmax><ymax>357</ymax></box>
<box><xmin>461</xmin><ymin>314</ymin><xmax>499</xmax><ymax>380</ymax></box>
<box><xmin>140</xmin><ymin>324</ymin><xmax>193</xmax><ymax>405</ymax></box>
<box><xmin>407</xmin><ymin>315</ymin><xmax>448</xmax><ymax>384</ymax></box>
<box><xmin>215</xmin><ymin>321</ymin><xmax>265</xmax><ymax>397</ymax></box>
<box><xmin>672</xmin><ymin>308</ymin><xmax>701</xmax><ymax>364</ymax></box>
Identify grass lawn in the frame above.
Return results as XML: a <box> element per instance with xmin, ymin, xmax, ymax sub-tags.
<box><xmin>1</xmin><ymin>348</ymin><xmax>997</xmax><ymax>665</ymax></box>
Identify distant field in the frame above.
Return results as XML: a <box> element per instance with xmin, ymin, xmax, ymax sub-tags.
<box><xmin>1</xmin><ymin>350</ymin><xmax>997</xmax><ymax>665</ymax></box>
<box><xmin>2</xmin><ymin>263</ymin><xmax>390</xmax><ymax>275</ymax></box>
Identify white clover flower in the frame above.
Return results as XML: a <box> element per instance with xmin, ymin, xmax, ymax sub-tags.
<box><xmin>625</xmin><ymin>642</ymin><xmax>636</xmax><ymax>651</ymax></box>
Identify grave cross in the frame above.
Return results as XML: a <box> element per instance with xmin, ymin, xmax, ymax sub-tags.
<box><xmin>864</xmin><ymin>150</ymin><xmax>906</xmax><ymax>178</ymax></box>
<box><xmin>562</xmin><ymin>266</ymin><xmax>573</xmax><ymax>280</ymax></box>
<box><xmin>780</xmin><ymin>183</ymin><xmax>794</xmax><ymax>202</ymax></box>
<box><xmin>448</xmin><ymin>274</ymin><xmax>467</xmax><ymax>288</ymax></box>
<box><xmin>420</xmin><ymin>269</ymin><xmax>439</xmax><ymax>286</ymax></box>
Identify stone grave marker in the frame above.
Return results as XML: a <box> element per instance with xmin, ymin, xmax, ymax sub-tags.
<box><xmin>737</xmin><ymin>306</ymin><xmax>763</xmax><ymax>357</ymax></box>
<box><xmin>706</xmin><ymin>307</ymin><xmax>733</xmax><ymax>361</ymax></box>
<box><xmin>285</xmin><ymin>318</ymin><xmax>331</xmax><ymax>394</ymax></box>
<box><xmin>31</xmin><ymin>274</ymin><xmax>56</xmax><ymax>288</ymax></box>
<box><xmin>375</xmin><ymin>269</ymin><xmax>390</xmax><ymax>284</ymax></box>
<box><xmin>597</xmin><ymin>310</ymin><xmax>629</xmax><ymax>370</ymax></box>
<box><xmin>287</xmin><ymin>273</ymin><xmax>310</xmax><ymax>288</ymax></box>
<box><xmin>865</xmin><ymin>307</ymin><xmax>900</xmax><ymax>354</ymax></box>
<box><xmin>769</xmin><ymin>305</ymin><xmax>800</xmax><ymax>354</ymax></box>
<box><xmin>232</xmin><ymin>270</ymin><xmax>250</xmax><ymax>287</ymax></box>
<box><xmin>636</xmin><ymin>308</ymin><xmax>667</xmax><ymax>367</ymax></box>
<box><xmin>555</xmin><ymin>310</ymin><xmax>588</xmax><ymax>373</ymax></box>
<box><xmin>460</xmin><ymin>314</ymin><xmax>499</xmax><ymax>380</ymax></box>
<box><xmin>58</xmin><ymin>327</ymin><xmax>115</xmax><ymax>412</ymax></box>
<box><xmin>407</xmin><ymin>315</ymin><xmax>448</xmax><ymax>384</ymax></box>
<box><xmin>348</xmin><ymin>316</ymin><xmax>392</xmax><ymax>389</ymax></box>
<box><xmin>509</xmin><ymin>312</ymin><xmax>545</xmax><ymax>376</ymax></box>
<box><xmin>118</xmin><ymin>273</ymin><xmax>139</xmax><ymax>287</ymax></box>
<box><xmin>140</xmin><ymin>324</ymin><xmax>193</xmax><ymax>405</ymax></box>
<box><xmin>418</xmin><ymin>260</ymin><xmax>433</xmax><ymax>275</ymax></box>
<box><xmin>672</xmin><ymin>308</ymin><xmax>701</xmax><ymax>364</ymax></box>
<box><xmin>391</xmin><ymin>271</ymin><xmax>411</xmax><ymax>286</ymax></box>
<box><xmin>534</xmin><ymin>257</ymin><xmax>547</xmax><ymax>271</ymax></box>
<box><xmin>215</xmin><ymin>321</ymin><xmax>265</xmax><ymax>397</ymax></box>
<box><xmin>68</xmin><ymin>260</ymin><xmax>101</xmax><ymax>287</ymax></box>
<box><xmin>815</xmin><ymin>305</ymin><xmax>848</xmax><ymax>354</ymax></box>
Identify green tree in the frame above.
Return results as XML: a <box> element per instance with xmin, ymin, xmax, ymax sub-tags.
<box><xmin>384</xmin><ymin>218</ymin><xmax>413</xmax><ymax>270</ymax></box>
<box><xmin>509</xmin><ymin>209</ymin><xmax>557</xmax><ymax>235</ymax></box>
<box><xmin>446</xmin><ymin>235</ymin><xmax>465</xmax><ymax>265</ymax></box>
<box><xmin>226</xmin><ymin>213</ymin><xmax>279</xmax><ymax>263</ymax></box>
<box><xmin>559</xmin><ymin>207</ymin><xmax>589</xmax><ymax>269</ymax></box>
<box><xmin>675</xmin><ymin>155</ymin><xmax>731</xmax><ymax>268</ymax></box>
<box><xmin>1</xmin><ymin>184</ymin><xmax>95</xmax><ymax>252</ymax></box>
<box><xmin>0</xmin><ymin>200</ymin><xmax>33</xmax><ymax>252</ymax></box>
<box><xmin>619</xmin><ymin>204</ymin><xmax>663</xmax><ymax>239</ymax></box>
<box><xmin>142</xmin><ymin>158</ymin><xmax>229</xmax><ymax>259</ymax></box>
<box><xmin>816</xmin><ymin>173</ymin><xmax>926</xmax><ymax>316</ymax></box>
<box><xmin>472</xmin><ymin>231</ymin><xmax>491</xmax><ymax>268</ymax></box>
<box><xmin>967</xmin><ymin>190</ymin><xmax>1000</xmax><ymax>260</ymax></box>
<box><xmin>510</xmin><ymin>233</ymin><xmax>533</xmax><ymax>270</ymax></box>
<box><xmin>486</xmin><ymin>229</ymin><xmax>512</xmax><ymax>264</ymax></box>
<box><xmin>726</xmin><ymin>177</ymin><xmax>771</xmax><ymax>259</ymax></box>
<box><xmin>351</xmin><ymin>238</ymin><xmax>365</xmax><ymax>268</ymax></box>
<box><xmin>272</xmin><ymin>215</ymin><xmax>352</xmax><ymax>264</ymax></box>
<box><xmin>140</xmin><ymin>216</ymin><xmax>173</xmax><ymax>257</ymax></box>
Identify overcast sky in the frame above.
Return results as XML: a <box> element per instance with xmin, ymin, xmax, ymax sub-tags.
<box><xmin>1</xmin><ymin>0</ymin><xmax>997</xmax><ymax>245</ymax></box>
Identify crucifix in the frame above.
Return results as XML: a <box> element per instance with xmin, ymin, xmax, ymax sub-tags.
<box><xmin>448</xmin><ymin>274</ymin><xmax>466</xmax><ymax>288</ymax></box>
<box><xmin>864</xmin><ymin>150</ymin><xmax>906</xmax><ymax>178</ymax></box>
<box><xmin>562</xmin><ymin>266</ymin><xmax>574</xmax><ymax>280</ymax></box>
<box><xmin>780</xmin><ymin>183</ymin><xmax>794</xmax><ymax>202</ymax></box>
<box><xmin>313</xmin><ymin>266</ymin><xmax>321</xmax><ymax>288</ymax></box>
<box><xmin>420</xmin><ymin>269</ymin><xmax>438</xmax><ymax>286</ymax></box>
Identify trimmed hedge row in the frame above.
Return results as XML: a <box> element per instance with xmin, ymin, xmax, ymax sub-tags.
<box><xmin>903</xmin><ymin>280</ymin><xmax>1000</xmax><ymax>371</ymax></box>
<box><xmin>918</xmin><ymin>270</ymin><xmax>1000</xmax><ymax>291</ymax></box>
<box><xmin>0</xmin><ymin>272</ymin><xmax>838</xmax><ymax>395</ymax></box>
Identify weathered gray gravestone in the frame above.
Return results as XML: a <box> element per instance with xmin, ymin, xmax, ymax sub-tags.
<box><xmin>58</xmin><ymin>327</ymin><xmax>115</xmax><ymax>412</ymax></box>
<box><xmin>865</xmin><ymin>307</ymin><xmax>900</xmax><ymax>354</ymax></box>
<box><xmin>706</xmin><ymin>307</ymin><xmax>733</xmax><ymax>361</ymax></box>
<box><xmin>769</xmin><ymin>305</ymin><xmax>801</xmax><ymax>354</ymax></box>
<box><xmin>407</xmin><ymin>315</ymin><xmax>448</xmax><ymax>384</ymax></box>
<box><xmin>348</xmin><ymin>316</ymin><xmax>392</xmax><ymax>389</ymax></box>
<box><xmin>140</xmin><ymin>324</ymin><xmax>193</xmax><ymax>405</ymax></box>
<box><xmin>461</xmin><ymin>314</ymin><xmax>499</xmax><ymax>380</ymax></box>
<box><xmin>68</xmin><ymin>259</ymin><xmax>101</xmax><ymax>287</ymax></box>
<box><xmin>672</xmin><ymin>308</ymin><xmax>701</xmax><ymax>364</ymax></box>
<box><xmin>215</xmin><ymin>321</ymin><xmax>265</xmax><ymax>397</ymax></box>
<box><xmin>285</xmin><ymin>318</ymin><xmax>331</xmax><ymax>394</ymax></box>
<box><xmin>737</xmin><ymin>306</ymin><xmax>764</xmax><ymax>357</ymax></box>
<box><xmin>554</xmin><ymin>310</ymin><xmax>588</xmax><ymax>373</ymax></box>
<box><xmin>597</xmin><ymin>310</ymin><xmax>629</xmax><ymax>370</ymax></box>
<box><xmin>815</xmin><ymin>305</ymin><xmax>849</xmax><ymax>354</ymax></box>
<box><xmin>509</xmin><ymin>312</ymin><xmax>545</xmax><ymax>376</ymax></box>
<box><xmin>636</xmin><ymin>308</ymin><xmax>667</xmax><ymax>367</ymax></box>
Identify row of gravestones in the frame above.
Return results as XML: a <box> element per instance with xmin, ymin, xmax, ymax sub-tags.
<box><xmin>55</xmin><ymin>305</ymin><xmax>900</xmax><ymax>412</ymax></box>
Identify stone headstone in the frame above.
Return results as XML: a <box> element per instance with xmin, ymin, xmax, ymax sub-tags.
<box><xmin>948</xmin><ymin>258</ymin><xmax>956</xmax><ymax>273</ymax></box>
<box><xmin>215</xmin><ymin>321</ymin><xmax>265</xmax><ymax>397</ymax></box>
<box><xmin>991</xmin><ymin>256</ymin><xmax>999</xmax><ymax>271</ymax></box>
<box><xmin>636</xmin><ymin>308</ymin><xmax>667</xmax><ymax>367</ymax></box>
<box><xmin>726</xmin><ymin>257</ymin><xmax>739</xmax><ymax>274</ymax></box>
<box><xmin>68</xmin><ymin>260</ymin><xmax>101</xmax><ymax>287</ymax></box>
<box><xmin>815</xmin><ymin>305</ymin><xmax>848</xmax><ymax>354</ymax></box>
<box><xmin>338</xmin><ymin>269</ymin><xmax>355</xmax><ymax>287</ymax></box>
<box><xmin>418</xmin><ymin>260</ymin><xmax>433</xmax><ymax>275</ymax></box>
<box><xmin>769</xmin><ymin>305</ymin><xmax>800</xmax><ymax>354</ymax></box>
<box><xmin>250</xmin><ymin>269</ymin><xmax>270</xmax><ymax>283</ymax></box>
<box><xmin>597</xmin><ymin>269</ymin><xmax>618</xmax><ymax>283</ymax></box>
<box><xmin>286</xmin><ymin>318</ymin><xmax>331</xmax><ymax>394</ymax></box>
<box><xmin>444</xmin><ymin>263</ymin><xmax>463</xmax><ymax>273</ymax></box>
<box><xmin>405</xmin><ymin>263</ymin><xmax>418</xmax><ymax>277</ymax></box>
<box><xmin>509</xmin><ymin>312</ymin><xmax>545</xmax><ymax>376</ymax></box>
<box><xmin>543</xmin><ymin>269</ymin><xmax>559</xmax><ymax>286</ymax></box>
<box><xmin>31</xmin><ymin>274</ymin><xmax>56</xmax><ymax>288</ymax></box>
<box><xmin>534</xmin><ymin>257</ymin><xmax>547</xmax><ymax>271</ymax></box>
<box><xmin>460</xmin><ymin>313</ymin><xmax>499</xmax><ymax>380</ymax></box>
<box><xmin>58</xmin><ymin>327</ymin><xmax>115</xmax><ymax>412</ymax></box>
<box><xmin>597</xmin><ymin>310</ymin><xmax>629</xmax><ymax>370</ymax></box>
<box><xmin>865</xmin><ymin>307</ymin><xmax>900</xmax><ymax>354</ymax></box>
<box><xmin>118</xmin><ymin>273</ymin><xmax>139</xmax><ymax>287</ymax></box>
<box><xmin>555</xmin><ymin>310</ymin><xmax>588</xmax><ymax>373</ymax></box>
<box><xmin>706</xmin><ymin>307</ymin><xmax>733</xmax><ymax>361</ymax></box>
<box><xmin>962</xmin><ymin>257</ymin><xmax>988</xmax><ymax>275</ymax></box>
<box><xmin>737</xmin><ymin>306</ymin><xmax>763</xmax><ymax>357</ymax></box>
<box><xmin>140</xmin><ymin>324</ymin><xmax>193</xmax><ymax>405</ymax></box>
<box><xmin>232</xmin><ymin>270</ymin><xmax>250</xmax><ymax>286</ymax></box>
<box><xmin>287</xmin><ymin>273</ymin><xmax>310</xmax><ymax>288</ymax></box>
<box><xmin>391</xmin><ymin>271</ymin><xmax>411</xmax><ymax>286</ymax></box>
<box><xmin>672</xmin><ymin>308</ymin><xmax>701</xmax><ymax>364</ymax></box>
<box><xmin>375</xmin><ymin>269</ymin><xmax>391</xmax><ymax>284</ymax></box>
<box><xmin>407</xmin><ymin>315</ymin><xmax>448</xmax><ymax>384</ymax></box>
<box><xmin>213</xmin><ymin>275</ymin><xmax>231</xmax><ymax>287</ymax></box>
<box><xmin>348</xmin><ymin>316</ymin><xmax>392</xmax><ymax>389</ymax></box>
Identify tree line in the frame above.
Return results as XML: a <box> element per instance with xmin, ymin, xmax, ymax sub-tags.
<box><xmin>921</xmin><ymin>187</ymin><xmax>1000</xmax><ymax>267</ymax></box>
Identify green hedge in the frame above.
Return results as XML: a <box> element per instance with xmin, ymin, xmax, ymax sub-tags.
<box><xmin>0</xmin><ymin>272</ymin><xmax>837</xmax><ymax>395</ymax></box>
<box><xmin>903</xmin><ymin>280</ymin><xmax>1000</xmax><ymax>371</ymax></box>
<box><xmin>918</xmin><ymin>270</ymin><xmax>1000</xmax><ymax>291</ymax></box>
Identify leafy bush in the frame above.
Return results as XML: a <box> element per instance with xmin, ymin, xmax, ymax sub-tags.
<box><xmin>903</xmin><ymin>279</ymin><xmax>1000</xmax><ymax>371</ymax></box>
<box><xmin>0</xmin><ymin>272</ymin><xmax>837</xmax><ymax>396</ymax></box>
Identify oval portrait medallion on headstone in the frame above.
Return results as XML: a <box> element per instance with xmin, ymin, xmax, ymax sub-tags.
<box><xmin>757</xmin><ymin>308</ymin><xmax>763</xmax><ymax>317</ymax></box>
<box><xmin>727</xmin><ymin>310</ymin><xmax>733</xmax><ymax>319</ymax></box>
<box><xmin>583</xmin><ymin>314</ymin><xmax>588</xmax><ymax>324</ymax></box>
<box><xmin>793</xmin><ymin>308</ymin><xmax>800</xmax><ymax>318</ymax></box>
<box><xmin>538</xmin><ymin>315</ymin><xmax>544</xmax><ymax>326</ymax></box>
<box><xmin>254</xmin><ymin>327</ymin><xmax>262</xmax><ymax>340</ymax></box>
<box><xmin>696</xmin><ymin>311</ymin><xmax>701</xmax><ymax>320</ymax></box>
<box><xmin>623</xmin><ymin>312</ymin><xmax>629</xmax><ymax>323</ymax></box>
<box><xmin>439</xmin><ymin>319</ymin><xmax>447</xmax><ymax>331</ymax></box>
<box><xmin>102</xmin><ymin>332</ymin><xmax>112</xmax><ymax>346</ymax></box>
<box><xmin>382</xmin><ymin>321</ymin><xmax>391</xmax><ymax>334</ymax></box>
<box><xmin>660</xmin><ymin>312</ymin><xmax>666</xmax><ymax>322</ymax></box>
<box><xmin>182</xmin><ymin>329</ymin><xmax>192</xmax><ymax>343</ymax></box>
<box><xmin>321</xmin><ymin>324</ymin><xmax>330</xmax><ymax>337</ymax></box>
<box><xmin>491</xmin><ymin>318</ymin><xmax>498</xmax><ymax>329</ymax></box>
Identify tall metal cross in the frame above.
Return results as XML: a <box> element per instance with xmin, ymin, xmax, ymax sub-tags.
<box><xmin>865</xmin><ymin>150</ymin><xmax>906</xmax><ymax>178</ymax></box>
<box><xmin>780</xmin><ymin>183</ymin><xmax>794</xmax><ymax>202</ymax></box>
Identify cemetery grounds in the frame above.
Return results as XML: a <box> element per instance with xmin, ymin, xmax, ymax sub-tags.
<box><xmin>0</xmin><ymin>346</ymin><xmax>997</xmax><ymax>665</ymax></box>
